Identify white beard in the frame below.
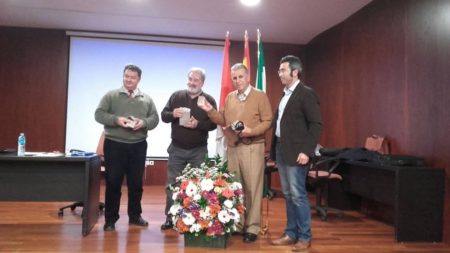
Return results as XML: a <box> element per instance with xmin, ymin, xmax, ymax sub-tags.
<box><xmin>187</xmin><ymin>87</ymin><xmax>201</xmax><ymax>96</ymax></box>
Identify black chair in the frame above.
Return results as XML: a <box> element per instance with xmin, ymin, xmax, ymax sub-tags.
<box><xmin>263</xmin><ymin>156</ymin><xmax>278</xmax><ymax>200</ymax></box>
<box><xmin>307</xmin><ymin>153</ymin><xmax>343</xmax><ymax>221</ymax></box>
<box><xmin>58</xmin><ymin>133</ymin><xmax>106</xmax><ymax>216</ymax></box>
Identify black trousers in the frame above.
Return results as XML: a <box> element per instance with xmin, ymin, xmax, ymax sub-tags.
<box><xmin>103</xmin><ymin>138</ymin><xmax>147</xmax><ymax>224</ymax></box>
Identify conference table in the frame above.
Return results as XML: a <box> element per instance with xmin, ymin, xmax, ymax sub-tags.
<box><xmin>0</xmin><ymin>153</ymin><xmax>101</xmax><ymax>236</ymax></box>
<box><xmin>336</xmin><ymin>160</ymin><xmax>445</xmax><ymax>242</ymax></box>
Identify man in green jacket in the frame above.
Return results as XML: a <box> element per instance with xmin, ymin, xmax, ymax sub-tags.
<box><xmin>95</xmin><ymin>64</ymin><xmax>159</xmax><ymax>231</ymax></box>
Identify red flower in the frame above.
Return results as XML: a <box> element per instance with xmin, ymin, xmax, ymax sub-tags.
<box><xmin>183</xmin><ymin>197</ymin><xmax>192</xmax><ymax>208</ymax></box>
<box><xmin>207</xmin><ymin>220</ymin><xmax>224</xmax><ymax>236</ymax></box>
<box><xmin>214</xmin><ymin>177</ymin><xmax>226</xmax><ymax>187</ymax></box>
<box><xmin>180</xmin><ymin>181</ymin><xmax>189</xmax><ymax>190</ymax></box>
<box><xmin>176</xmin><ymin>218</ymin><xmax>190</xmax><ymax>233</ymax></box>
<box><xmin>222</xmin><ymin>188</ymin><xmax>235</xmax><ymax>198</ymax></box>
<box><xmin>236</xmin><ymin>204</ymin><xmax>245</xmax><ymax>214</ymax></box>
<box><xmin>209</xmin><ymin>204</ymin><xmax>221</xmax><ymax>218</ymax></box>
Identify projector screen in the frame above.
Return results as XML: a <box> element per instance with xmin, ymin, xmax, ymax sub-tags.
<box><xmin>66</xmin><ymin>36</ymin><xmax>223</xmax><ymax>158</ymax></box>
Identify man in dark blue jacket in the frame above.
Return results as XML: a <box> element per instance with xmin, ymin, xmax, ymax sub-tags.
<box><xmin>270</xmin><ymin>55</ymin><xmax>322</xmax><ymax>252</ymax></box>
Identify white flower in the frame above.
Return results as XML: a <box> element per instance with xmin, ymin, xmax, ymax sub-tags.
<box><xmin>200</xmin><ymin>207</ymin><xmax>211</xmax><ymax>219</ymax></box>
<box><xmin>200</xmin><ymin>178</ymin><xmax>214</xmax><ymax>191</ymax></box>
<box><xmin>230</xmin><ymin>182</ymin><xmax>242</xmax><ymax>191</ymax></box>
<box><xmin>169</xmin><ymin>204</ymin><xmax>181</xmax><ymax>216</ymax></box>
<box><xmin>223</xmin><ymin>199</ymin><xmax>233</xmax><ymax>209</ymax></box>
<box><xmin>214</xmin><ymin>186</ymin><xmax>223</xmax><ymax>194</ymax></box>
<box><xmin>229</xmin><ymin>208</ymin><xmax>240</xmax><ymax>222</ymax></box>
<box><xmin>193</xmin><ymin>194</ymin><xmax>201</xmax><ymax>201</ymax></box>
<box><xmin>190</xmin><ymin>223</ymin><xmax>202</xmax><ymax>233</ymax></box>
<box><xmin>169</xmin><ymin>157</ymin><xmax>245</xmax><ymax>236</ymax></box>
<box><xmin>218</xmin><ymin>210</ymin><xmax>231</xmax><ymax>223</ymax></box>
<box><xmin>182</xmin><ymin>213</ymin><xmax>196</xmax><ymax>225</ymax></box>
<box><xmin>185</xmin><ymin>182</ymin><xmax>198</xmax><ymax>197</ymax></box>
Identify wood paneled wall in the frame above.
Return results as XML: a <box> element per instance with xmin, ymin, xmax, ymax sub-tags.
<box><xmin>0</xmin><ymin>27</ymin><xmax>69</xmax><ymax>152</ymax></box>
<box><xmin>228</xmin><ymin>40</ymin><xmax>305</xmax><ymax>113</ymax></box>
<box><xmin>305</xmin><ymin>0</ymin><xmax>450</xmax><ymax>243</ymax></box>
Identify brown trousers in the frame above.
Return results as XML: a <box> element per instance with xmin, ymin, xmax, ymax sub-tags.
<box><xmin>227</xmin><ymin>142</ymin><xmax>265</xmax><ymax>235</ymax></box>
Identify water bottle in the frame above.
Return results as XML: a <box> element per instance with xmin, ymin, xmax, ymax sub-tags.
<box><xmin>17</xmin><ymin>133</ymin><xmax>26</xmax><ymax>156</ymax></box>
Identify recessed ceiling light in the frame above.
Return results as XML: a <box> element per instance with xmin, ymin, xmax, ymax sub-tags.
<box><xmin>240</xmin><ymin>0</ymin><xmax>261</xmax><ymax>7</ymax></box>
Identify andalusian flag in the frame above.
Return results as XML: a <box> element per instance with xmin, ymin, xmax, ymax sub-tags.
<box><xmin>243</xmin><ymin>30</ymin><xmax>251</xmax><ymax>82</ymax></box>
<box><xmin>256</xmin><ymin>29</ymin><xmax>266</xmax><ymax>92</ymax></box>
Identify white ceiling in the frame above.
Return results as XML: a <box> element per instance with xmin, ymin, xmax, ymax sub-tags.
<box><xmin>0</xmin><ymin>0</ymin><xmax>372</xmax><ymax>44</ymax></box>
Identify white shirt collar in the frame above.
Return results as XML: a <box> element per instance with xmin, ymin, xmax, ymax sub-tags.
<box><xmin>237</xmin><ymin>85</ymin><xmax>252</xmax><ymax>101</ymax></box>
<box><xmin>283</xmin><ymin>80</ymin><xmax>300</xmax><ymax>95</ymax></box>
<box><xmin>121</xmin><ymin>87</ymin><xmax>139</xmax><ymax>97</ymax></box>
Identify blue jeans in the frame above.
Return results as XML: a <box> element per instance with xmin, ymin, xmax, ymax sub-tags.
<box><xmin>276</xmin><ymin>142</ymin><xmax>311</xmax><ymax>242</ymax></box>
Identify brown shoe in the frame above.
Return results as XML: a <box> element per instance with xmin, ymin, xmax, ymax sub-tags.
<box><xmin>271</xmin><ymin>234</ymin><xmax>296</xmax><ymax>246</ymax></box>
<box><xmin>292</xmin><ymin>241</ymin><xmax>311</xmax><ymax>252</ymax></box>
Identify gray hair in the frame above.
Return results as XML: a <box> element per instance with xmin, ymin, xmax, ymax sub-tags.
<box><xmin>188</xmin><ymin>67</ymin><xmax>206</xmax><ymax>83</ymax></box>
<box><xmin>230</xmin><ymin>63</ymin><xmax>248</xmax><ymax>73</ymax></box>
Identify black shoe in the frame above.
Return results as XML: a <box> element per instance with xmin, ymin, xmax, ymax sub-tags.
<box><xmin>160</xmin><ymin>220</ymin><xmax>173</xmax><ymax>230</ymax></box>
<box><xmin>103</xmin><ymin>223</ymin><xmax>115</xmax><ymax>231</ymax></box>
<box><xmin>243</xmin><ymin>233</ymin><xmax>257</xmax><ymax>243</ymax></box>
<box><xmin>129</xmin><ymin>217</ymin><xmax>149</xmax><ymax>227</ymax></box>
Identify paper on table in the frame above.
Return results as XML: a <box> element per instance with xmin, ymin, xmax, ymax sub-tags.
<box><xmin>25</xmin><ymin>152</ymin><xmax>65</xmax><ymax>157</ymax></box>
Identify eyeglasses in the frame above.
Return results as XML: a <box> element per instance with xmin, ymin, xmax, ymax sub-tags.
<box><xmin>278</xmin><ymin>68</ymin><xmax>289</xmax><ymax>74</ymax></box>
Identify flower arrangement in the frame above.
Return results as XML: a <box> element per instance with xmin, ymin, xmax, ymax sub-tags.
<box><xmin>169</xmin><ymin>156</ymin><xmax>245</xmax><ymax>237</ymax></box>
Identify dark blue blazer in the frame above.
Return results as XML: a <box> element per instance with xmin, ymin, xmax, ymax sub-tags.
<box><xmin>271</xmin><ymin>82</ymin><xmax>322</xmax><ymax>166</ymax></box>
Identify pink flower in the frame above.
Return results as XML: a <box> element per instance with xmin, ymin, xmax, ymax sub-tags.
<box><xmin>222</xmin><ymin>188</ymin><xmax>235</xmax><ymax>198</ymax></box>
<box><xmin>207</xmin><ymin>220</ymin><xmax>224</xmax><ymax>236</ymax></box>
<box><xmin>180</xmin><ymin>181</ymin><xmax>189</xmax><ymax>190</ymax></box>
<box><xmin>191</xmin><ymin>208</ymin><xmax>201</xmax><ymax>220</ymax></box>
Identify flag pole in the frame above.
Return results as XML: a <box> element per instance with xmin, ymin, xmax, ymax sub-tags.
<box><xmin>256</xmin><ymin>28</ymin><xmax>270</xmax><ymax>237</ymax></box>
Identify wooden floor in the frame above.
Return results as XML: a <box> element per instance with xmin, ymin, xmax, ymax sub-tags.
<box><xmin>0</xmin><ymin>185</ymin><xmax>449</xmax><ymax>253</ymax></box>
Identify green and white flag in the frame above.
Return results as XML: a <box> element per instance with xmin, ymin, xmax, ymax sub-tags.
<box><xmin>256</xmin><ymin>29</ymin><xmax>266</xmax><ymax>92</ymax></box>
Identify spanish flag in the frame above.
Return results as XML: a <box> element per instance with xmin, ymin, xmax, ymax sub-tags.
<box><xmin>243</xmin><ymin>30</ymin><xmax>251</xmax><ymax>82</ymax></box>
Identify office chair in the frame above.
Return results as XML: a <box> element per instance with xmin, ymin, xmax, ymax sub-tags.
<box><xmin>263</xmin><ymin>154</ymin><xmax>278</xmax><ymax>200</ymax></box>
<box><xmin>365</xmin><ymin>135</ymin><xmax>390</xmax><ymax>154</ymax></box>
<box><xmin>58</xmin><ymin>133</ymin><xmax>106</xmax><ymax>216</ymax></box>
<box><xmin>307</xmin><ymin>150</ymin><xmax>343</xmax><ymax>221</ymax></box>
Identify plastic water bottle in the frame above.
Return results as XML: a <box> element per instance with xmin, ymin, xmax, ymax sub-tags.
<box><xmin>17</xmin><ymin>133</ymin><xmax>26</xmax><ymax>156</ymax></box>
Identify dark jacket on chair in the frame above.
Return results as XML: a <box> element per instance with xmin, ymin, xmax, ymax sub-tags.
<box><xmin>271</xmin><ymin>82</ymin><xmax>322</xmax><ymax>166</ymax></box>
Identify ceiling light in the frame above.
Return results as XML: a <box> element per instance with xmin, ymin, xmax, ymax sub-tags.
<box><xmin>240</xmin><ymin>0</ymin><xmax>261</xmax><ymax>7</ymax></box>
